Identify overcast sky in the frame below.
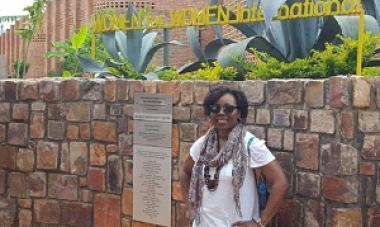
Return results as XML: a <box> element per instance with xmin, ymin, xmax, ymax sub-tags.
<box><xmin>0</xmin><ymin>0</ymin><xmax>34</xmax><ymax>16</ymax></box>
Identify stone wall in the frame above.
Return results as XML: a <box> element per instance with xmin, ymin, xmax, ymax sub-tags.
<box><xmin>0</xmin><ymin>76</ymin><xmax>380</xmax><ymax>226</ymax></box>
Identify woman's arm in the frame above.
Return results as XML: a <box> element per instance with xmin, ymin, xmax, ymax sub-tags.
<box><xmin>180</xmin><ymin>155</ymin><xmax>195</xmax><ymax>205</ymax></box>
<box><xmin>257</xmin><ymin>160</ymin><xmax>289</xmax><ymax>226</ymax></box>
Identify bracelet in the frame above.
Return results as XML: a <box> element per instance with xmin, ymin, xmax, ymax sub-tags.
<box><xmin>256</xmin><ymin>218</ymin><xmax>265</xmax><ymax>227</ymax></box>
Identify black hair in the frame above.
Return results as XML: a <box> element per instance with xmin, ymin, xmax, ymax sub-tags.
<box><xmin>203</xmin><ymin>86</ymin><xmax>248</xmax><ymax>120</ymax></box>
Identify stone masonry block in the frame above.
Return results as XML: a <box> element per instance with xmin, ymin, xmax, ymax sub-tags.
<box><xmin>304</xmin><ymin>200</ymin><xmax>325</xmax><ymax>227</ymax></box>
<box><xmin>122</xmin><ymin>187</ymin><xmax>133</xmax><ymax>216</ymax></box>
<box><xmin>67</xmin><ymin>124</ymin><xmax>79</xmax><ymax>140</ymax></box>
<box><xmin>94</xmin><ymin>194</ymin><xmax>120</xmax><ymax>227</ymax></box>
<box><xmin>375</xmin><ymin>77</ymin><xmax>380</xmax><ymax>108</ymax></box>
<box><xmin>353</xmin><ymin>77</ymin><xmax>371</xmax><ymax>107</ymax></box>
<box><xmin>191</xmin><ymin>105</ymin><xmax>207</xmax><ymax>122</ymax></box>
<box><xmin>117</xmin><ymin>79</ymin><xmax>129</xmax><ymax>101</ymax></box>
<box><xmin>359</xmin><ymin>162</ymin><xmax>375</xmax><ymax>176</ymax></box>
<box><xmin>28</xmin><ymin>172</ymin><xmax>46</xmax><ymax>198</ymax></box>
<box><xmin>292</xmin><ymin>110</ymin><xmax>308</xmax><ymax>130</ymax></box>
<box><xmin>256</xmin><ymin>109</ymin><xmax>270</xmax><ymax>125</ymax></box>
<box><xmin>310</xmin><ymin>110</ymin><xmax>335</xmax><ymax>134</ymax></box>
<box><xmin>143</xmin><ymin>80</ymin><xmax>157</xmax><ymax>94</ymax></box>
<box><xmin>31</xmin><ymin>102</ymin><xmax>45</xmax><ymax>111</ymax></box>
<box><xmin>36</xmin><ymin>141</ymin><xmax>59</xmax><ymax>170</ymax></box>
<box><xmin>8</xmin><ymin>123</ymin><xmax>28</xmax><ymax>146</ymax></box>
<box><xmin>340</xmin><ymin>111</ymin><xmax>354</xmax><ymax>139</ymax></box>
<box><xmin>0</xmin><ymin>170</ymin><xmax>5</xmax><ymax>194</ymax></box>
<box><xmin>0</xmin><ymin>103</ymin><xmax>10</xmax><ymax>122</ymax></box>
<box><xmin>273</xmin><ymin>109</ymin><xmax>290</xmax><ymax>127</ymax></box>
<box><xmin>93</xmin><ymin>121</ymin><xmax>117</xmax><ymax>143</ymax></box>
<box><xmin>0</xmin><ymin>145</ymin><xmax>17</xmax><ymax>169</ymax></box>
<box><xmin>159</xmin><ymin>81</ymin><xmax>180</xmax><ymax>105</ymax></box>
<box><xmin>322</xmin><ymin>176</ymin><xmax>359</xmax><ymax>203</ymax></box>
<box><xmin>329</xmin><ymin>208</ymin><xmax>362</xmax><ymax>227</ymax></box>
<box><xmin>34</xmin><ymin>199</ymin><xmax>60</xmax><ymax>224</ymax></box>
<box><xmin>0</xmin><ymin>196</ymin><xmax>17</xmax><ymax>226</ymax></box>
<box><xmin>321</xmin><ymin>143</ymin><xmax>358</xmax><ymax>176</ymax></box>
<box><xmin>107</xmin><ymin>155</ymin><xmax>123</xmax><ymax>194</ymax></box>
<box><xmin>329</xmin><ymin>76</ymin><xmax>349</xmax><ymax>108</ymax></box>
<box><xmin>61</xmin><ymin>201</ymin><xmax>92</xmax><ymax>227</ymax></box>
<box><xmin>305</xmin><ymin>80</ymin><xmax>324</xmax><ymax>107</ymax></box>
<box><xmin>18</xmin><ymin>209</ymin><xmax>32</xmax><ymax>227</ymax></box>
<box><xmin>39</xmin><ymin>80</ymin><xmax>61</xmax><ymax>102</ymax></box>
<box><xmin>19</xmin><ymin>81</ymin><xmax>39</xmax><ymax>101</ymax></box>
<box><xmin>359</xmin><ymin>111</ymin><xmax>380</xmax><ymax>132</ymax></box>
<box><xmin>9</xmin><ymin>172</ymin><xmax>26</xmax><ymax>198</ymax></box>
<box><xmin>247</xmin><ymin>126</ymin><xmax>266</xmax><ymax>140</ymax></box>
<box><xmin>128</xmin><ymin>80</ymin><xmax>144</xmax><ymax>100</ymax></box>
<box><xmin>172</xmin><ymin>124</ymin><xmax>180</xmax><ymax>158</ymax></box>
<box><xmin>67</xmin><ymin>102</ymin><xmax>91</xmax><ymax>122</ymax></box>
<box><xmin>47</xmin><ymin>121</ymin><xmax>65</xmax><ymax>140</ymax></box>
<box><xmin>267</xmin><ymin>80</ymin><xmax>303</xmax><ymax>105</ymax></box>
<box><xmin>4</xmin><ymin>80</ymin><xmax>17</xmax><ymax>101</ymax></box>
<box><xmin>283</xmin><ymin>129</ymin><xmax>294</xmax><ymax>151</ymax></box>
<box><xmin>246</xmin><ymin>106</ymin><xmax>255</xmax><ymax>124</ymax></box>
<box><xmin>90</xmin><ymin>143</ymin><xmax>106</xmax><ymax>166</ymax></box>
<box><xmin>81</xmin><ymin>80</ymin><xmax>104</xmax><ymax>101</ymax></box>
<box><xmin>69</xmin><ymin>142</ymin><xmax>88</xmax><ymax>175</ymax></box>
<box><xmin>30</xmin><ymin>112</ymin><xmax>45</xmax><ymax>139</ymax></box>
<box><xmin>277</xmin><ymin>200</ymin><xmax>303</xmax><ymax>227</ymax></box>
<box><xmin>104</xmin><ymin>79</ymin><xmax>117</xmax><ymax>102</ymax></box>
<box><xmin>48</xmin><ymin>103</ymin><xmax>66</xmax><ymax>120</ymax></box>
<box><xmin>240</xmin><ymin>80</ymin><xmax>265</xmax><ymax>105</ymax></box>
<box><xmin>93</xmin><ymin>104</ymin><xmax>106</xmax><ymax>120</ymax></box>
<box><xmin>0</xmin><ymin>124</ymin><xmax>4</xmax><ymax>142</ymax></box>
<box><xmin>297</xmin><ymin>172</ymin><xmax>320</xmax><ymax>198</ymax></box>
<box><xmin>180</xmin><ymin>123</ymin><xmax>198</xmax><ymax>142</ymax></box>
<box><xmin>12</xmin><ymin>103</ymin><xmax>29</xmax><ymax>120</ymax></box>
<box><xmin>87</xmin><ymin>167</ymin><xmax>106</xmax><ymax>192</ymax></box>
<box><xmin>60</xmin><ymin>143</ymin><xmax>70</xmax><ymax>172</ymax></box>
<box><xmin>194</xmin><ymin>81</ymin><xmax>209</xmax><ymax>105</ymax></box>
<box><xmin>267</xmin><ymin>128</ymin><xmax>282</xmax><ymax>149</ymax></box>
<box><xmin>180</xmin><ymin>81</ymin><xmax>193</xmax><ymax>105</ymax></box>
<box><xmin>80</xmin><ymin>123</ymin><xmax>91</xmax><ymax>140</ymax></box>
<box><xmin>173</xmin><ymin>106</ymin><xmax>191</xmax><ymax>121</ymax></box>
<box><xmin>48</xmin><ymin>174</ymin><xmax>78</xmax><ymax>200</ymax></box>
<box><xmin>16</xmin><ymin>148</ymin><xmax>34</xmax><ymax>172</ymax></box>
<box><xmin>61</xmin><ymin>79</ymin><xmax>81</xmax><ymax>101</ymax></box>
<box><xmin>362</xmin><ymin>135</ymin><xmax>380</xmax><ymax>160</ymax></box>
<box><xmin>295</xmin><ymin>133</ymin><xmax>319</xmax><ymax>170</ymax></box>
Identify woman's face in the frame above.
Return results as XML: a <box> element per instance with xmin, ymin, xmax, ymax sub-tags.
<box><xmin>209</xmin><ymin>93</ymin><xmax>240</xmax><ymax>132</ymax></box>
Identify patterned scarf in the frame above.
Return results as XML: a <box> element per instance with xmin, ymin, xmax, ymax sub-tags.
<box><xmin>189</xmin><ymin>123</ymin><xmax>248</xmax><ymax>225</ymax></box>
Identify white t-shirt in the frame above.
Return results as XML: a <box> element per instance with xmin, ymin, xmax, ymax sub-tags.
<box><xmin>190</xmin><ymin>131</ymin><xmax>275</xmax><ymax>227</ymax></box>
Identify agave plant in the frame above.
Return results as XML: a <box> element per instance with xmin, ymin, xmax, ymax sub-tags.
<box><xmin>79</xmin><ymin>5</ymin><xmax>182</xmax><ymax>79</ymax></box>
<box><xmin>182</xmin><ymin>0</ymin><xmax>380</xmax><ymax>72</ymax></box>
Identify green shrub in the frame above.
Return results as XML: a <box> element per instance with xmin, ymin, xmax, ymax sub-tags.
<box><xmin>363</xmin><ymin>67</ymin><xmax>380</xmax><ymax>76</ymax></box>
<box><xmin>244</xmin><ymin>34</ymin><xmax>380</xmax><ymax>80</ymax></box>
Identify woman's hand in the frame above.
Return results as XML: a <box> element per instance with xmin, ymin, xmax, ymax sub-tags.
<box><xmin>231</xmin><ymin>220</ymin><xmax>259</xmax><ymax>227</ymax></box>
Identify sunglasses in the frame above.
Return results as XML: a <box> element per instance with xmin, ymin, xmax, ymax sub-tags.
<box><xmin>209</xmin><ymin>104</ymin><xmax>238</xmax><ymax>114</ymax></box>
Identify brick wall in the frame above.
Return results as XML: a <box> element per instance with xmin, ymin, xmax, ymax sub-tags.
<box><xmin>0</xmin><ymin>76</ymin><xmax>380</xmax><ymax>226</ymax></box>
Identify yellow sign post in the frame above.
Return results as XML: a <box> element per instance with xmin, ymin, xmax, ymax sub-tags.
<box><xmin>90</xmin><ymin>0</ymin><xmax>367</xmax><ymax>75</ymax></box>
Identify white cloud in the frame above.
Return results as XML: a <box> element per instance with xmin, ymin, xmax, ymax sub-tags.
<box><xmin>0</xmin><ymin>0</ymin><xmax>35</xmax><ymax>16</ymax></box>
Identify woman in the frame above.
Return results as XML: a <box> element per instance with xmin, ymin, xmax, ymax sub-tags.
<box><xmin>180</xmin><ymin>86</ymin><xmax>289</xmax><ymax>227</ymax></box>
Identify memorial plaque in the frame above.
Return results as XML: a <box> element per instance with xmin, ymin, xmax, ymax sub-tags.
<box><xmin>134</xmin><ymin>120</ymin><xmax>172</xmax><ymax>147</ymax></box>
<box><xmin>134</xmin><ymin>93</ymin><xmax>172</xmax><ymax>122</ymax></box>
<box><xmin>133</xmin><ymin>145</ymin><xmax>172</xmax><ymax>227</ymax></box>
<box><xmin>133</xmin><ymin>93</ymin><xmax>172</xmax><ymax>226</ymax></box>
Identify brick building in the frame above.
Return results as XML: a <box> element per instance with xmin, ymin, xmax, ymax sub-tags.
<box><xmin>0</xmin><ymin>0</ymin><xmax>246</xmax><ymax>78</ymax></box>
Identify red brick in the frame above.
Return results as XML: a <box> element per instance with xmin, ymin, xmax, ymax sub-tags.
<box><xmin>48</xmin><ymin>174</ymin><xmax>78</xmax><ymax>200</ymax></box>
<box><xmin>36</xmin><ymin>141</ymin><xmax>59</xmax><ymax>170</ymax></box>
<box><xmin>17</xmin><ymin>148</ymin><xmax>34</xmax><ymax>172</ymax></box>
<box><xmin>69</xmin><ymin>142</ymin><xmax>88</xmax><ymax>175</ymax></box>
<box><xmin>34</xmin><ymin>199</ymin><xmax>60</xmax><ymax>224</ymax></box>
<box><xmin>267</xmin><ymin>80</ymin><xmax>303</xmax><ymax>105</ymax></box>
<box><xmin>67</xmin><ymin>124</ymin><xmax>79</xmax><ymax>139</ymax></box>
<box><xmin>340</xmin><ymin>111</ymin><xmax>354</xmax><ymax>139</ymax></box>
<box><xmin>129</xmin><ymin>80</ymin><xmax>144</xmax><ymax>100</ymax></box>
<box><xmin>90</xmin><ymin>143</ymin><xmax>106</xmax><ymax>166</ymax></box>
<box><xmin>143</xmin><ymin>80</ymin><xmax>157</xmax><ymax>94</ymax></box>
<box><xmin>61</xmin><ymin>201</ymin><xmax>92</xmax><ymax>227</ymax></box>
<box><xmin>94</xmin><ymin>194</ymin><xmax>120</xmax><ymax>227</ymax></box>
<box><xmin>8</xmin><ymin>123</ymin><xmax>28</xmax><ymax>146</ymax></box>
<box><xmin>28</xmin><ymin>172</ymin><xmax>46</xmax><ymax>198</ymax></box>
<box><xmin>87</xmin><ymin>167</ymin><xmax>106</xmax><ymax>191</ymax></box>
<box><xmin>295</xmin><ymin>133</ymin><xmax>319</xmax><ymax>170</ymax></box>
<box><xmin>80</xmin><ymin>123</ymin><xmax>91</xmax><ymax>140</ymax></box>
<box><xmin>19</xmin><ymin>81</ymin><xmax>39</xmax><ymax>100</ymax></box>
<box><xmin>172</xmin><ymin>181</ymin><xmax>184</xmax><ymax>202</ymax></box>
<box><xmin>39</xmin><ymin>80</ymin><xmax>61</xmax><ymax>102</ymax></box>
<box><xmin>172</xmin><ymin>124</ymin><xmax>179</xmax><ymax>158</ymax></box>
<box><xmin>12</xmin><ymin>103</ymin><xmax>29</xmax><ymax>120</ymax></box>
<box><xmin>0</xmin><ymin>170</ymin><xmax>5</xmax><ymax>194</ymax></box>
<box><xmin>0</xmin><ymin>124</ymin><xmax>5</xmax><ymax>142</ymax></box>
<box><xmin>277</xmin><ymin>200</ymin><xmax>303</xmax><ymax>227</ymax></box>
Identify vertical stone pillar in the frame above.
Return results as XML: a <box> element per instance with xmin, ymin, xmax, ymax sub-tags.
<box><xmin>57</xmin><ymin>0</ymin><xmax>66</xmax><ymax>41</ymax></box>
<box><xmin>14</xmin><ymin>21</ymin><xmax>21</xmax><ymax>63</ymax></box>
<box><xmin>0</xmin><ymin>34</ymin><xmax>4</xmax><ymax>54</ymax></box>
<box><xmin>66</xmin><ymin>0</ymin><xmax>77</xmax><ymax>38</ymax></box>
<box><xmin>9</xmin><ymin>26</ymin><xmax>15</xmax><ymax>75</ymax></box>
<box><xmin>0</xmin><ymin>34</ymin><xmax>6</xmax><ymax>78</ymax></box>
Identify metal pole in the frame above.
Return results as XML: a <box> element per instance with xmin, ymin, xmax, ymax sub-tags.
<box><xmin>163</xmin><ymin>28</ymin><xmax>169</xmax><ymax>66</ymax></box>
